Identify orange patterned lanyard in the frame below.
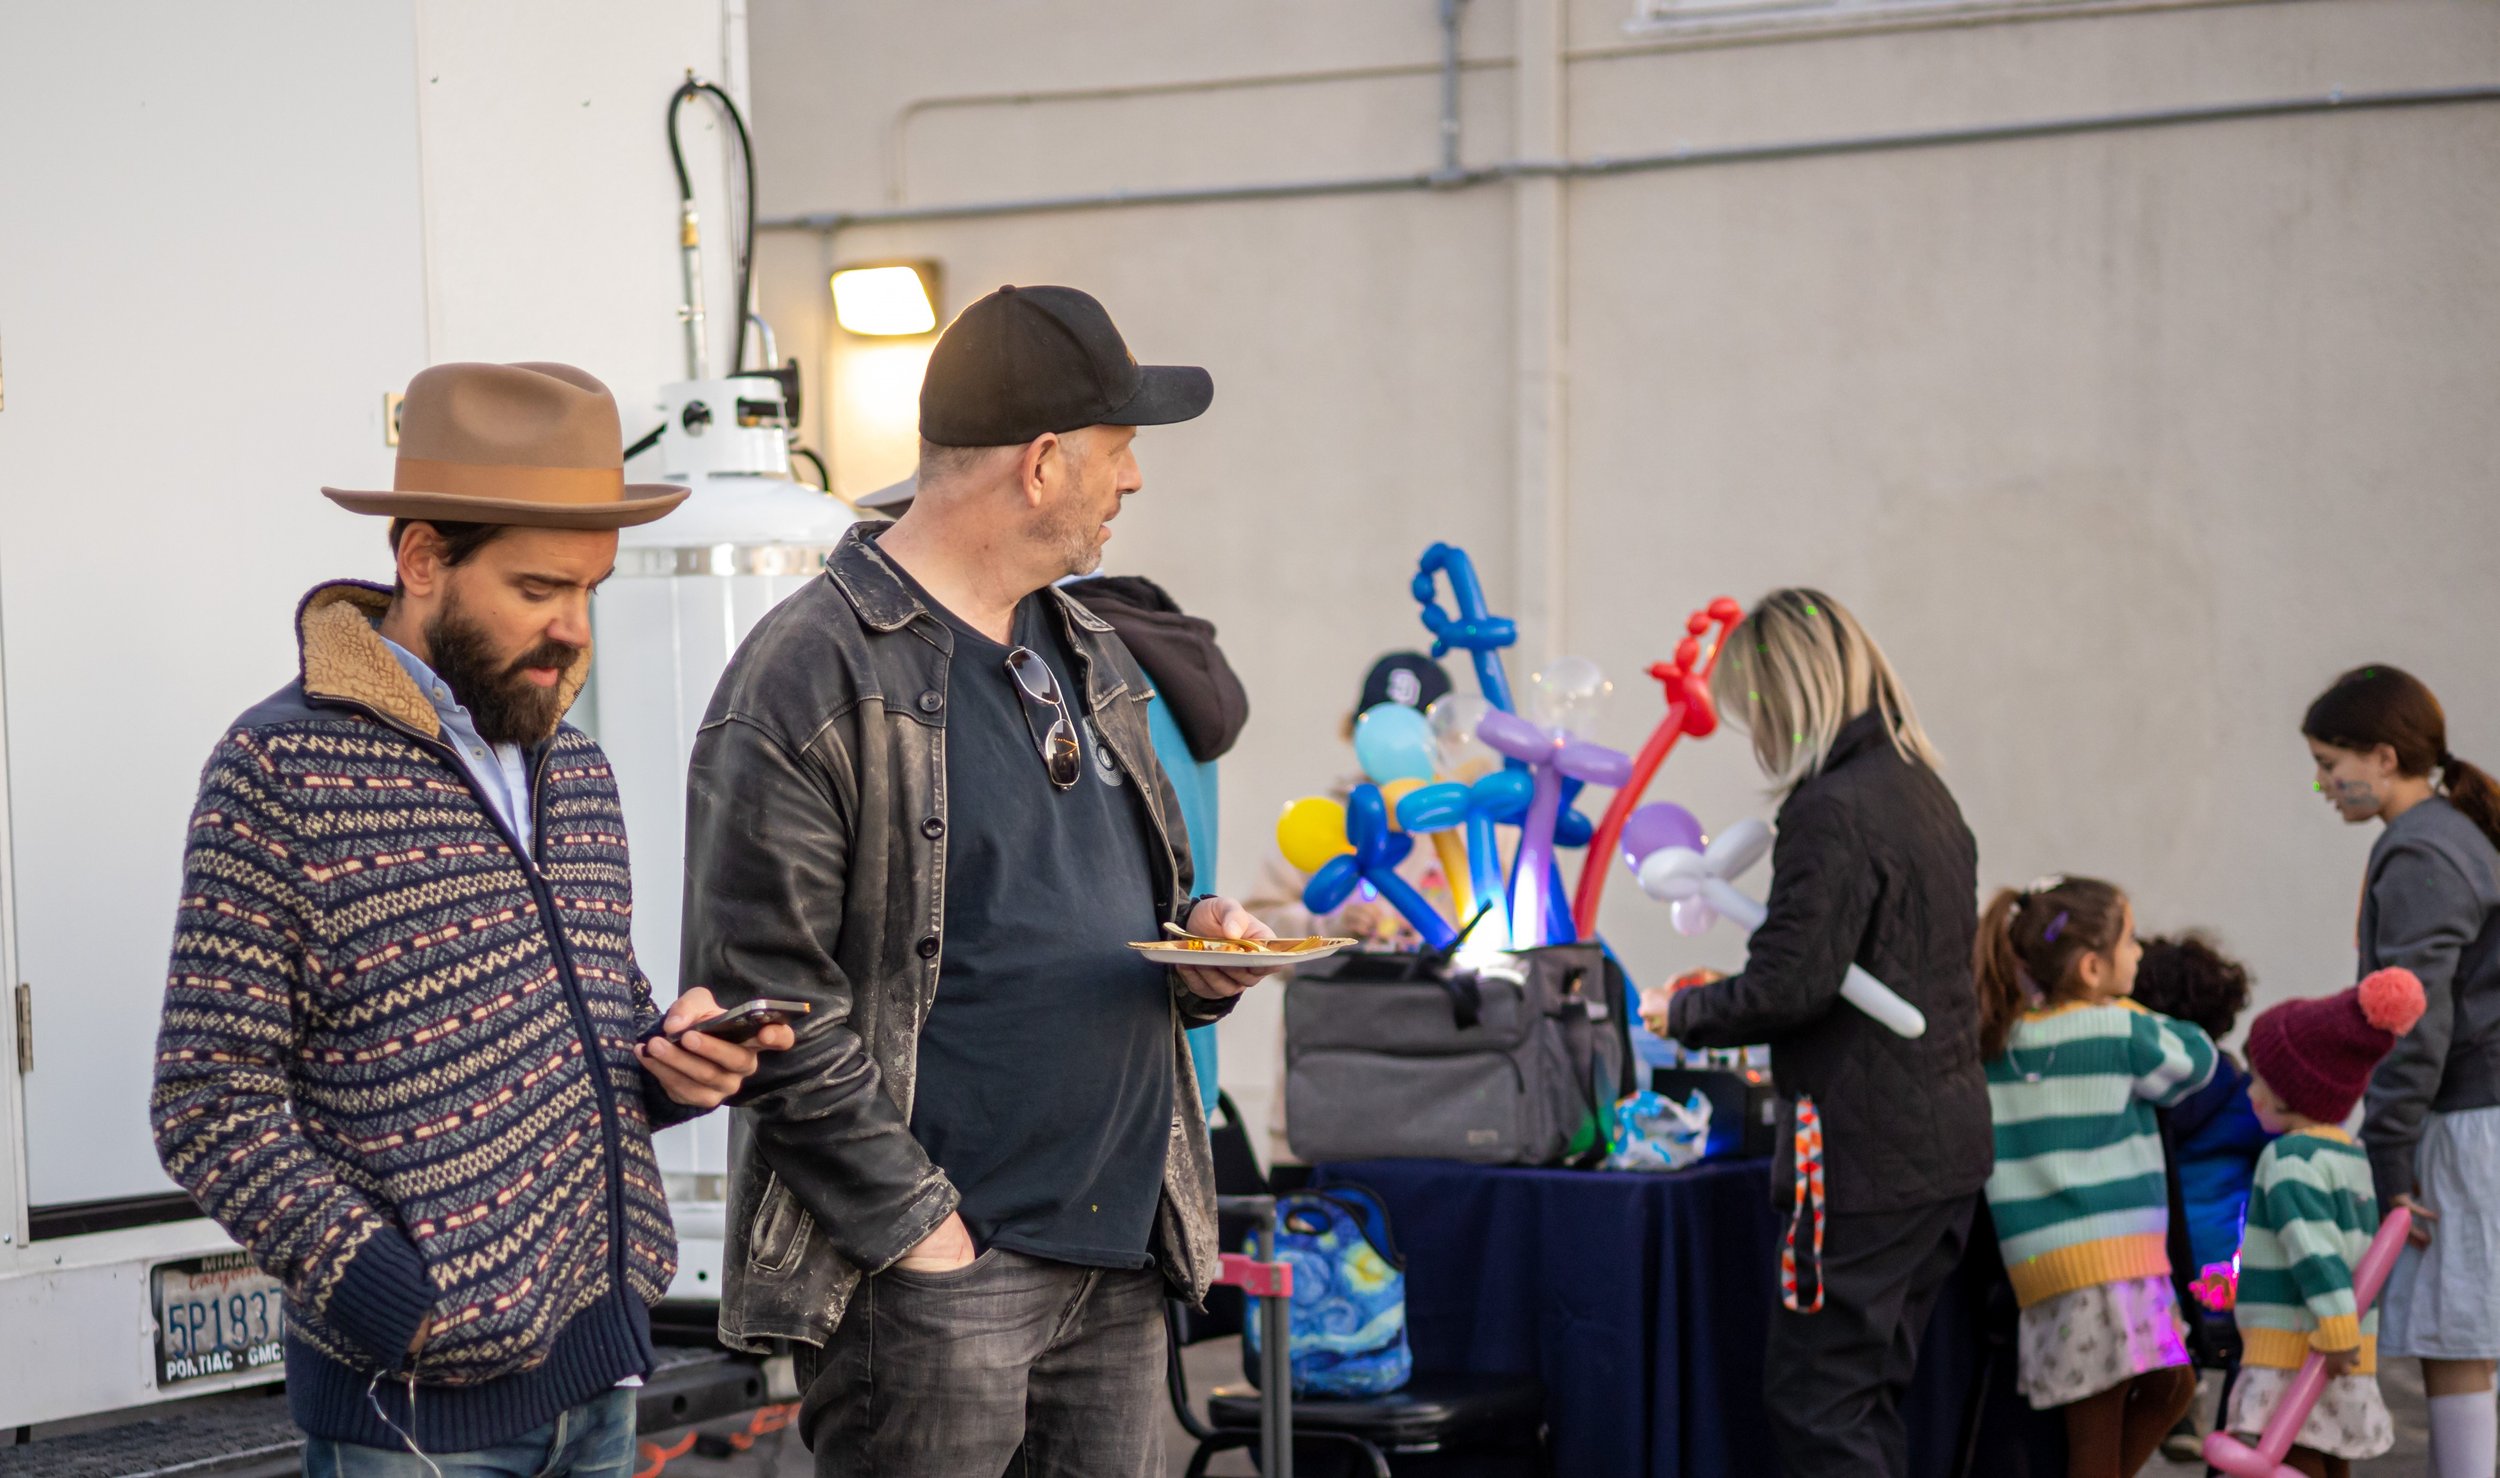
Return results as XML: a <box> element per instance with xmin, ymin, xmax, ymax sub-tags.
<box><xmin>1781</xmin><ymin>1094</ymin><xmax>1827</xmax><ymax>1314</ymax></box>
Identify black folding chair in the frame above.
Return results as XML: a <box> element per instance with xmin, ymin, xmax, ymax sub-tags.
<box><xmin>1164</xmin><ymin>1095</ymin><xmax>1547</xmax><ymax>1478</ymax></box>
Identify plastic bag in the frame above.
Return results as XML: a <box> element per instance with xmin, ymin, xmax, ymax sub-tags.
<box><xmin>1602</xmin><ymin>1088</ymin><xmax>1713</xmax><ymax>1172</ymax></box>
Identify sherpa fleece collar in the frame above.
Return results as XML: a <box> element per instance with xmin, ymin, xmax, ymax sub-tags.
<box><xmin>293</xmin><ymin>580</ymin><xmax>591</xmax><ymax>741</ymax></box>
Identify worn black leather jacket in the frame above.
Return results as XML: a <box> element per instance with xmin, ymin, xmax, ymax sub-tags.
<box><xmin>685</xmin><ymin>525</ymin><xmax>1232</xmax><ymax>1351</ymax></box>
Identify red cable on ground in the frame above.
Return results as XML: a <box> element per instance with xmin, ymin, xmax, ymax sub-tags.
<box><xmin>728</xmin><ymin>1401</ymin><xmax>801</xmax><ymax>1450</ymax></box>
<box><xmin>634</xmin><ymin>1431</ymin><xmax>698</xmax><ymax>1478</ymax></box>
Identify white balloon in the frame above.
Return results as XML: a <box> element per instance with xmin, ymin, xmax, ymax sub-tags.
<box><xmin>1636</xmin><ymin>846</ymin><xmax>1709</xmax><ymax>901</ymax></box>
<box><xmin>1705</xmin><ymin>817</ymin><xmax>1773</xmax><ymax>881</ymax></box>
<box><xmin>1636</xmin><ymin>816</ymin><xmax>1930</xmax><ymax>1040</ymax></box>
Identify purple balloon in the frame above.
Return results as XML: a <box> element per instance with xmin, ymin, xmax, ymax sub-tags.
<box><xmin>1621</xmin><ymin>803</ymin><xmax>1705</xmax><ymax>871</ymax></box>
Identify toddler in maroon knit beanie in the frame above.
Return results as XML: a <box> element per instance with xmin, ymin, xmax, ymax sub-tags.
<box><xmin>2245</xmin><ymin>968</ymin><xmax>2427</xmax><ymax>1125</ymax></box>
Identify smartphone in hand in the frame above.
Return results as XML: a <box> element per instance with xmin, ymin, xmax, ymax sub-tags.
<box><xmin>669</xmin><ymin>997</ymin><xmax>811</xmax><ymax>1046</ymax></box>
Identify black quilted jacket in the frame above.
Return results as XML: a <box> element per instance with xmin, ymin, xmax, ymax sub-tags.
<box><xmin>1670</xmin><ymin>711</ymin><xmax>1993</xmax><ymax>1213</ymax></box>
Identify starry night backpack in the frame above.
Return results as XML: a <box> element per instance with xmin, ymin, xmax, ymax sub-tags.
<box><xmin>1243</xmin><ymin>1183</ymin><xmax>1414</xmax><ymax>1397</ymax></box>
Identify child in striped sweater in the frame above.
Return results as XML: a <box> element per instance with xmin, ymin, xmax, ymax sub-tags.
<box><xmin>1976</xmin><ymin>876</ymin><xmax>2218</xmax><ymax>1478</ymax></box>
<box><xmin>2224</xmin><ymin>968</ymin><xmax>2427</xmax><ymax>1476</ymax></box>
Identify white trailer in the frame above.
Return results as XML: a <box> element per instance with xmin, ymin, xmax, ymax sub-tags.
<box><xmin>0</xmin><ymin>0</ymin><xmax>782</xmax><ymax>1450</ymax></box>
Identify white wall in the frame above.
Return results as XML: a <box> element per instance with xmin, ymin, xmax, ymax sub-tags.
<box><xmin>750</xmin><ymin>0</ymin><xmax>2500</xmax><ymax>1145</ymax></box>
<box><xmin>0</xmin><ymin>0</ymin><xmax>742</xmax><ymax>1212</ymax></box>
<box><xmin>413</xmin><ymin>0</ymin><xmax>751</xmax><ymax>457</ymax></box>
<box><xmin>0</xmin><ymin>2</ymin><xmax>430</xmax><ymax>1209</ymax></box>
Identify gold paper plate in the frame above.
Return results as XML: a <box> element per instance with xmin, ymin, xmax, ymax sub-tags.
<box><xmin>1126</xmin><ymin>936</ymin><xmax>1358</xmax><ymax>967</ymax></box>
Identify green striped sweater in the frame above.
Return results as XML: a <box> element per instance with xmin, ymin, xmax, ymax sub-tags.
<box><xmin>1983</xmin><ymin>999</ymin><xmax>2218</xmax><ymax>1307</ymax></box>
<box><xmin>2237</xmin><ymin>1127</ymin><xmax>2381</xmax><ymax>1372</ymax></box>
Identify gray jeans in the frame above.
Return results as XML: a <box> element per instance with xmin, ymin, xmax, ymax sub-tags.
<box><xmin>796</xmin><ymin>1248</ymin><xmax>1166</xmax><ymax>1478</ymax></box>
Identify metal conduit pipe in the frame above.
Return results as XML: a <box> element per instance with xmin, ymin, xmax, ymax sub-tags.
<box><xmin>870</xmin><ymin>0</ymin><xmax>2251</xmax><ymax>205</ymax></box>
<box><xmin>768</xmin><ymin>83</ymin><xmax>2500</xmax><ymax>234</ymax></box>
<box><xmin>1438</xmin><ymin>0</ymin><xmax>1471</xmax><ymax>180</ymax></box>
<box><xmin>883</xmin><ymin>55</ymin><xmax>1511</xmax><ymax>204</ymax></box>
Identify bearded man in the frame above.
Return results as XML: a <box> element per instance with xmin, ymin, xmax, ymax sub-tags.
<box><xmin>151</xmin><ymin>361</ymin><xmax>791</xmax><ymax>1476</ymax></box>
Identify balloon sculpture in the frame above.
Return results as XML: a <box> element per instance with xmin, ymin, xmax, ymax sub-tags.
<box><xmin>1480</xmin><ymin>658</ymin><xmax>1633</xmax><ymax>948</ymax></box>
<box><xmin>1353</xmin><ymin>703</ymin><xmax>1477</xmax><ymax>923</ymax></box>
<box><xmin>1632</xmin><ymin>818</ymin><xmax>1928</xmax><ymax>1038</ymax></box>
<box><xmin>1411</xmin><ymin>543</ymin><xmax>1517</xmax><ymax>713</ymax></box>
<box><xmin>1571</xmin><ymin>598</ymin><xmax>1742</xmax><ymax>938</ymax></box>
<box><xmin>1294</xmin><ymin>783</ymin><xmax>1459</xmax><ymax>953</ymax></box>
<box><xmin>2203</xmin><ymin>1208</ymin><xmax>2412</xmax><ymax>1477</ymax></box>
<box><xmin>1395</xmin><ymin>694</ymin><xmax>1525</xmax><ymax>947</ymax></box>
<box><xmin>1274</xmin><ymin>542</ymin><xmax>1733</xmax><ymax>959</ymax></box>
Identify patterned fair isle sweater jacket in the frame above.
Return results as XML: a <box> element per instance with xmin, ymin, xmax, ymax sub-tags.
<box><xmin>2236</xmin><ymin>1126</ymin><xmax>2382</xmax><ymax>1373</ymax></box>
<box><xmin>151</xmin><ymin>582</ymin><xmax>697</xmax><ymax>1451</ymax></box>
<box><xmin>1983</xmin><ymin>999</ymin><xmax>2219</xmax><ymax>1308</ymax></box>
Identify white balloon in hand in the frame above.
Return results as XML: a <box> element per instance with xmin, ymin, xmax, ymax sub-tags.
<box><xmin>1634</xmin><ymin>818</ymin><xmax>1928</xmax><ymax>1039</ymax></box>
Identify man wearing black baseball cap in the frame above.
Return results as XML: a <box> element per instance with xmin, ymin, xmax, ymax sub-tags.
<box><xmin>683</xmin><ymin>286</ymin><xmax>1280</xmax><ymax>1477</ymax></box>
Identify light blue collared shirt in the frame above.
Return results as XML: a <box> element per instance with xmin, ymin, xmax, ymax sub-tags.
<box><xmin>377</xmin><ymin>634</ymin><xmax>535</xmax><ymax>857</ymax></box>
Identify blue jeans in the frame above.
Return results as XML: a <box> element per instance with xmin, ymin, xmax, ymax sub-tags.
<box><xmin>304</xmin><ymin>1388</ymin><xmax>637</xmax><ymax>1478</ymax></box>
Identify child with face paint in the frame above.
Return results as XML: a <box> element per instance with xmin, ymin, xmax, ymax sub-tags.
<box><xmin>2303</xmin><ymin>664</ymin><xmax>2500</xmax><ymax>1478</ymax></box>
<box><xmin>1973</xmin><ymin>876</ymin><xmax>2219</xmax><ymax>1478</ymax></box>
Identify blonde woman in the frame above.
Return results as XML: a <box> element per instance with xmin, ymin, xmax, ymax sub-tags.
<box><xmin>1642</xmin><ymin>589</ymin><xmax>1992</xmax><ymax>1478</ymax></box>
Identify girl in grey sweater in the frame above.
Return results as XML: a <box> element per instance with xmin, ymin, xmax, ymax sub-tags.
<box><xmin>2303</xmin><ymin>664</ymin><xmax>2500</xmax><ymax>1478</ymax></box>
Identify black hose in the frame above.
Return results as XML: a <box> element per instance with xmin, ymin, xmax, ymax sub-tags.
<box><xmin>623</xmin><ymin>423</ymin><xmax>665</xmax><ymax>463</ymax></box>
<box><xmin>788</xmin><ymin>446</ymin><xmax>832</xmax><ymax>492</ymax></box>
<box><xmin>667</xmin><ymin>78</ymin><xmax>760</xmax><ymax>374</ymax></box>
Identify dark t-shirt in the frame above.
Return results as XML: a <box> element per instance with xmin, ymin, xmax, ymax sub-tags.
<box><xmin>899</xmin><ymin>575</ymin><xmax>1175</xmax><ymax>1268</ymax></box>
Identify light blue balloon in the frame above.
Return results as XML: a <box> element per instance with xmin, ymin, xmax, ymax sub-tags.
<box><xmin>1353</xmin><ymin>703</ymin><xmax>1438</xmax><ymax>784</ymax></box>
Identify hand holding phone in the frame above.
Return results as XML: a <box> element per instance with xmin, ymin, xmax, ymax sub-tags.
<box><xmin>669</xmin><ymin>996</ymin><xmax>811</xmax><ymax>1045</ymax></box>
<box><xmin>640</xmin><ymin>989</ymin><xmax>802</xmax><ymax>1111</ymax></box>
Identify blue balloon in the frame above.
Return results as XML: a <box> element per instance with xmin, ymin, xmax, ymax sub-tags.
<box><xmin>1353</xmin><ymin>703</ymin><xmax>1438</xmax><ymax>785</ymax></box>
<box><xmin>1475</xmin><ymin>770</ymin><xmax>1533</xmax><ymax>819</ymax></box>
<box><xmin>1303</xmin><ymin>853</ymin><xmax>1364</xmax><ymax>914</ymax></box>
<box><xmin>1412</xmin><ymin>544</ymin><xmax>1518</xmax><ymax>713</ymax></box>
<box><xmin>1329</xmin><ymin>783</ymin><xmax>1459</xmax><ymax>951</ymax></box>
<box><xmin>1396</xmin><ymin>781</ymin><xmax>1472</xmax><ymax>833</ymax></box>
<box><xmin>1554</xmin><ymin>778</ymin><xmax>1596</xmax><ymax>850</ymax></box>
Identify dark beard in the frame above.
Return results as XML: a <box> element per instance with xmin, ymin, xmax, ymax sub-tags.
<box><xmin>424</xmin><ymin>597</ymin><xmax>576</xmax><ymax>747</ymax></box>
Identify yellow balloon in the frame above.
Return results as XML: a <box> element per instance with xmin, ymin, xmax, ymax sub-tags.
<box><xmin>1378</xmin><ymin>777</ymin><xmax>1427</xmax><ymax>830</ymax></box>
<box><xmin>1276</xmin><ymin>796</ymin><xmax>1353</xmax><ymax>874</ymax></box>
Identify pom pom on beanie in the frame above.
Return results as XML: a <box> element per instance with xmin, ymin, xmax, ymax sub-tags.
<box><xmin>2247</xmin><ymin>969</ymin><xmax>2424</xmax><ymax>1127</ymax></box>
<box><xmin>2359</xmin><ymin>967</ymin><xmax>2426</xmax><ymax>1036</ymax></box>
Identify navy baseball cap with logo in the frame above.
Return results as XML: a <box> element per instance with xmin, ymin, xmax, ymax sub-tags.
<box><xmin>920</xmin><ymin>284</ymin><xmax>1215</xmax><ymax>447</ymax></box>
<box><xmin>1355</xmin><ymin>652</ymin><xmax>1453</xmax><ymax>724</ymax></box>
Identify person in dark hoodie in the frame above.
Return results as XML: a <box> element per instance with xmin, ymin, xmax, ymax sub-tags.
<box><xmin>2129</xmin><ymin>932</ymin><xmax>2271</xmax><ymax>1461</ymax></box>
<box><xmin>1070</xmin><ymin>572</ymin><xmax>1250</xmax><ymax>1117</ymax></box>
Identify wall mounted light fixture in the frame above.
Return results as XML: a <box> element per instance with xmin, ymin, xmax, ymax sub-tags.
<box><xmin>830</xmin><ymin>261</ymin><xmax>941</xmax><ymax>336</ymax></box>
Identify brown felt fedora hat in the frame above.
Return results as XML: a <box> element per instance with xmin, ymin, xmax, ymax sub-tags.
<box><xmin>323</xmin><ymin>361</ymin><xmax>688</xmax><ymax>529</ymax></box>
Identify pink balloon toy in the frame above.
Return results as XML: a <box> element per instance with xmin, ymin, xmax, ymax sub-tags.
<box><xmin>2202</xmin><ymin>1206</ymin><xmax>2411</xmax><ymax>1477</ymax></box>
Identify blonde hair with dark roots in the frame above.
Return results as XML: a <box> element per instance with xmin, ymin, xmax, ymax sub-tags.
<box><xmin>1708</xmin><ymin>588</ymin><xmax>1941</xmax><ymax>794</ymax></box>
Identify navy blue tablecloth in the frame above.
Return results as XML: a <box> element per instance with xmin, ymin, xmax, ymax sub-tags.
<box><xmin>1309</xmin><ymin>1158</ymin><xmax>2062</xmax><ymax>1478</ymax></box>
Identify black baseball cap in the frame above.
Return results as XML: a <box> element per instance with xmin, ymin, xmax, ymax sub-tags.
<box><xmin>919</xmin><ymin>285</ymin><xmax>1214</xmax><ymax>448</ymax></box>
<box><xmin>1355</xmin><ymin>652</ymin><xmax>1453</xmax><ymax>723</ymax></box>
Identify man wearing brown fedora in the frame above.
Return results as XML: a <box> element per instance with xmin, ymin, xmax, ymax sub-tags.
<box><xmin>682</xmin><ymin>286</ymin><xmax>1283</xmax><ymax>1475</ymax></box>
<box><xmin>150</xmin><ymin>362</ymin><xmax>793</xmax><ymax>1475</ymax></box>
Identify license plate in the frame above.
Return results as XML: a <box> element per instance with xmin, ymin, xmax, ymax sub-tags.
<box><xmin>153</xmin><ymin>1251</ymin><xmax>287</xmax><ymax>1387</ymax></box>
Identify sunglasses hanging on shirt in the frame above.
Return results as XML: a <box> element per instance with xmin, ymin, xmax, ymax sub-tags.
<box><xmin>1005</xmin><ymin>646</ymin><xmax>1083</xmax><ymax>790</ymax></box>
